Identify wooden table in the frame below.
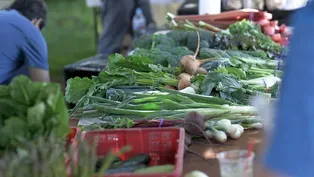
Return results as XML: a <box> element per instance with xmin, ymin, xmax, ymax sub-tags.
<box><xmin>183</xmin><ymin>131</ymin><xmax>263</xmax><ymax>177</ymax></box>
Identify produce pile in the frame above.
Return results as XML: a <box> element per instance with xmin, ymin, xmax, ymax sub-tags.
<box><xmin>66</xmin><ymin>20</ymin><xmax>284</xmax><ymax>143</ymax></box>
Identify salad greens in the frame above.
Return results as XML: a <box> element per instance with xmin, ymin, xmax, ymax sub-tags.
<box><xmin>0</xmin><ymin>76</ymin><xmax>69</xmax><ymax>151</ymax></box>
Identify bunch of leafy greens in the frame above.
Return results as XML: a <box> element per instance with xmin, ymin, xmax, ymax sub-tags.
<box><xmin>193</xmin><ymin>71</ymin><xmax>280</xmax><ymax>104</ymax></box>
<box><xmin>134</xmin><ymin>30</ymin><xmax>216</xmax><ymax>67</ymax></box>
<box><xmin>199</xmin><ymin>49</ymin><xmax>283</xmax><ymax>80</ymax></box>
<box><xmin>215</xmin><ymin>20</ymin><xmax>282</xmax><ymax>54</ymax></box>
<box><xmin>0</xmin><ymin>76</ymin><xmax>69</xmax><ymax>152</ymax></box>
<box><xmin>195</xmin><ymin>72</ymin><xmax>248</xmax><ymax>104</ymax></box>
<box><xmin>65</xmin><ymin>54</ymin><xmax>179</xmax><ymax>104</ymax></box>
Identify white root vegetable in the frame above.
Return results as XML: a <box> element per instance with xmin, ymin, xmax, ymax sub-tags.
<box><xmin>215</xmin><ymin>119</ymin><xmax>237</xmax><ymax>134</ymax></box>
<box><xmin>225</xmin><ymin>124</ymin><xmax>238</xmax><ymax>135</ymax></box>
<box><xmin>250</xmin><ymin>122</ymin><xmax>263</xmax><ymax>129</ymax></box>
<box><xmin>180</xmin><ymin>87</ymin><xmax>196</xmax><ymax>94</ymax></box>
<box><xmin>233</xmin><ymin>124</ymin><xmax>244</xmax><ymax>134</ymax></box>
<box><xmin>211</xmin><ymin>127</ymin><xmax>227</xmax><ymax>143</ymax></box>
<box><xmin>216</xmin><ymin>119</ymin><xmax>231</xmax><ymax>127</ymax></box>
<box><xmin>185</xmin><ymin>171</ymin><xmax>209</xmax><ymax>177</ymax></box>
<box><xmin>229</xmin><ymin>126</ymin><xmax>242</xmax><ymax>139</ymax></box>
<box><xmin>205</xmin><ymin>129</ymin><xmax>214</xmax><ymax>139</ymax></box>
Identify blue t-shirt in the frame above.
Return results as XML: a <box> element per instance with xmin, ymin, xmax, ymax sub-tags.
<box><xmin>0</xmin><ymin>10</ymin><xmax>48</xmax><ymax>84</ymax></box>
<box><xmin>263</xmin><ymin>3</ymin><xmax>314</xmax><ymax>177</ymax></box>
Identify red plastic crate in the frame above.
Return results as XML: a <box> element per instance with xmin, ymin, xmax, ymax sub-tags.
<box><xmin>81</xmin><ymin>127</ymin><xmax>185</xmax><ymax>177</ymax></box>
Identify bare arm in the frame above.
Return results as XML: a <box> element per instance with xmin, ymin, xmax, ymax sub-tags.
<box><xmin>29</xmin><ymin>67</ymin><xmax>50</xmax><ymax>83</ymax></box>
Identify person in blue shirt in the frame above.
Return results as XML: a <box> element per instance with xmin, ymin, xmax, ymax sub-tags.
<box><xmin>261</xmin><ymin>2</ymin><xmax>314</xmax><ymax>177</ymax></box>
<box><xmin>0</xmin><ymin>0</ymin><xmax>49</xmax><ymax>84</ymax></box>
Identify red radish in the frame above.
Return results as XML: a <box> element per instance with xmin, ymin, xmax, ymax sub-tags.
<box><xmin>271</xmin><ymin>33</ymin><xmax>282</xmax><ymax>42</ymax></box>
<box><xmin>263</xmin><ymin>25</ymin><xmax>275</xmax><ymax>36</ymax></box>
<box><xmin>270</xmin><ymin>20</ymin><xmax>278</xmax><ymax>27</ymax></box>
<box><xmin>280</xmin><ymin>37</ymin><xmax>289</xmax><ymax>46</ymax></box>
<box><xmin>279</xmin><ymin>24</ymin><xmax>287</xmax><ymax>32</ymax></box>
<box><xmin>256</xmin><ymin>19</ymin><xmax>270</xmax><ymax>27</ymax></box>
<box><xmin>280</xmin><ymin>24</ymin><xmax>289</xmax><ymax>37</ymax></box>
<box><xmin>260</xmin><ymin>12</ymin><xmax>273</xmax><ymax>20</ymax></box>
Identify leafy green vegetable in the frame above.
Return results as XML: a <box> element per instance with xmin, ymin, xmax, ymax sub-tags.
<box><xmin>65</xmin><ymin>55</ymin><xmax>179</xmax><ymax>104</ymax></box>
<box><xmin>0</xmin><ymin>76</ymin><xmax>69</xmax><ymax>151</ymax></box>
<box><xmin>216</xmin><ymin>20</ymin><xmax>282</xmax><ymax>54</ymax></box>
<box><xmin>198</xmin><ymin>72</ymin><xmax>247</xmax><ymax>104</ymax></box>
<box><xmin>134</xmin><ymin>46</ymin><xmax>193</xmax><ymax>68</ymax></box>
<box><xmin>65</xmin><ymin>77</ymin><xmax>94</xmax><ymax>104</ymax></box>
<box><xmin>134</xmin><ymin>34</ymin><xmax>153</xmax><ymax>49</ymax></box>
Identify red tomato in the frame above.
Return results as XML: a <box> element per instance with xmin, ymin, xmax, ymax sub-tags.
<box><xmin>263</xmin><ymin>25</ymin><xmax>275</xmax><ymax>36</ymax></box>
<box><xmin>271</xmin><ymin>33</ymin><xmax>282</xmax><ymax>42</ymax></box>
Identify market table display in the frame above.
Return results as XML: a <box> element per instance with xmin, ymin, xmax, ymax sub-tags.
<box><xmin>63</xmin><ymin>11</ymin><xmax>286</xmax><ymax>175</ymax></box>
<box><xmin>1</xmin><ymin>10</ymin><xmax>286</xmax><ymax>177</ymax></box>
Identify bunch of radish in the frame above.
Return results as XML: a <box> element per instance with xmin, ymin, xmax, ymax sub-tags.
<box><xmin>256</xmin><ymin>19</ymin><xmax>289</xmax><ymax>46</ymax></box>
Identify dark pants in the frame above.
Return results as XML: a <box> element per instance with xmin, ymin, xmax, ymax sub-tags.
<box><xmin>98</xmin><ymin>0</ymin><xmax>153</xmax><ymax>59</ymax></box>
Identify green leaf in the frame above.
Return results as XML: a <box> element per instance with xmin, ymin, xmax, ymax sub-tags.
<box><xmin>65</xmin><ymin>77</ymin><xmax>94</xmax><ymax>104</ymax></box>
<box><xmin>9</xmin><ymin>76</ymin><xmax>32</xmax><ymax>105</ymax></box>
<box><xmin>0</xmin><ymin>117</ymin><xmax>28</xmax><ymax>149</ymax></box>
<box><xmin>53</xmin><ymin>93</ymin><xmax>70</xmax><ymax>138</ymax></box>
<box><xmin>200</xmin><ymin>72</ymin><xmax>246</xmax><ymax>104</ymax></box>
<box><xmin>27</xmin><ymin>102</ymin><xmax>46</xmax><ymax>131</ymax></box>
<box><xmin>0</xmin><ymin>85</ymin><xmax>10</xmax><ymax>98</ymax></box>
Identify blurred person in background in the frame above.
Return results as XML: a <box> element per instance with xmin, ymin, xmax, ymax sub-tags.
<box><xmin>261</xmin><ymin>1</ymin><xmax>314</xmax><ymax>177</ymax></box>
<box><xmin>0</xmin><ymin>0</ymin><xmax>49</xmax><ymax>84</ymax></box>
<box><xmin>98</xmin><ymin>0</ymin><xmax>155</xmax><ymax>59</ymax></box>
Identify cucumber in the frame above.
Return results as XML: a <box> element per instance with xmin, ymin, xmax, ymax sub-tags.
<box><xmin>105</xmin><ymin>164</ymin><xmax>147</xmax><ymax>174</ymax></box>
<box><xmin>95</xmin><ymin>156</ymin><xmax>122</xmax><ymax>172</ymax></box>
<box><xmin>120</xmin><ymin>153</ymin><xmax>150</xmax><ymax>167</ymax></box>
<box><xmin>134</xmin><ymin>164</ymin><xmax>175</xmax><ymax>174</ymax></box>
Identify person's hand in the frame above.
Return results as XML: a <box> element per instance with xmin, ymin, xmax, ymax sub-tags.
<box><xmin>31</xmin><ymin>18</ymin><xmax>43</xmax><ymax>29</ymax></box>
